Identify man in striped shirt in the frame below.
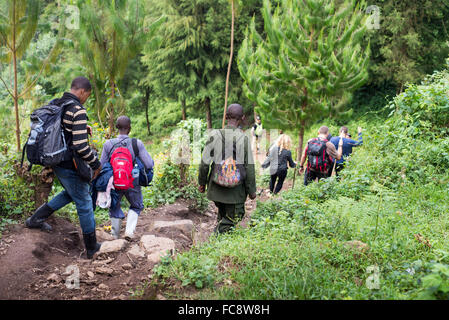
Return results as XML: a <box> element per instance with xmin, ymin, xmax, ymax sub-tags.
<box><xmin>25</xmin><ymin>77</ymin><xmax>102</xmax><ymax>259</ymax></box>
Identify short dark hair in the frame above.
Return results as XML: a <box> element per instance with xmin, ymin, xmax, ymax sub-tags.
<box><xmin>116</xmin><ymin>116</ymin><xmax>131</xmax><ymax>130</ymax></box>
<box><xmin>340</xmin><ymin>126</ymin><xmax>349</xmax><ymax>134</ymax></box>
<box><xmin>318</xmin><ymin>126</ymin><xmax>329</xmax><ymax>135</ymax></box>
<box><xmin>226</xmin><ymin>104</ymin><xmax>244</xmax><ymax>120</ymax></box>
<box><xmin>71</xmin><ymin>77</ymin><xmax>92</xmax><ymax>92</ymax></box>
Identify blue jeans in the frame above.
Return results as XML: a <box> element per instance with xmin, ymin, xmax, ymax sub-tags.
<box><xmin>47</xmin><ymin>166</ymin><xmax>96</xmax><ymax>234</ymax></box>
<box><xmin>109</xmin><ymin>185</ymin><xmax>144</xmax><ymax>219</ymax></box>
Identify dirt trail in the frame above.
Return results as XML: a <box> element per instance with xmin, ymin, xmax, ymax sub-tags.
<box><xmin>0</xmin><ymin>185</ymin><xmax>285</xmax><ymax>300</ymax></box>
<box><xmin>0</xmin><ymin>148</ymin><xmax>292</xmax><ymax>300</ymax></box>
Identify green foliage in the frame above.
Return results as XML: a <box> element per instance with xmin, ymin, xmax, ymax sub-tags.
<box><xmin>76</xmin><ymin>0</ymin><xmax>164</xmax><ymax>133</ymax></box>
<box><xmin>150</xmin><ymin>62</ymin><xmax>449</xmax><ymax>300</ymax></box>
<box><xmin>0</xmin><ymin>141</ymin><xmax>34</xmax><ymax>220</ymax></box>
<box><xmin>238</xmin><ymin>0</ymin><xmax>371</xmax><ymax>156</ymax></box>
<box><xmin>368</xmin><ymin>0</ymin><xmax>449</xmax><ymax>91</ymax></box>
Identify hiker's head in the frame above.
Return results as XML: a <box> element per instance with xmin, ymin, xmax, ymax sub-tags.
<box><xmin>318</xmin><ymin>126</ymin><xmax>329</xmax><ymax>138</ymax></box>
<box><xmin>116</xmin><ymin>116</ymin><xmax>131</xmax><ymax>134</ymax></box>
<box><xmin>70</xmin><ymin>77</ymin><xmax>92</xmax><ymax>104</ymax></box>
<box><xmin>256</xmin><ymin>115</ymin><xmax>261</xmax><ymax>124</ymax></box>
<box><xmin>226</xmin><ymin>104</ymin><xmax>244</xmax><ymax>125</ymax></box>
<box><xmin>277</xmin><ymin>134</ymin><xmax>292</xmax><ymax>151</ymax></box>
<box><xmin>339</xmin><ymin>126</ymin><xmax>349</xmax><ymax>138</ymax></box>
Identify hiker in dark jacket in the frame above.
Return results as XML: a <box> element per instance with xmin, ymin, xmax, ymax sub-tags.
<box><xmin>262</xmin><ymin>134</ymin><xmax>296</xmax><ymax>194</ymax></box>
<box><xmin>25</xmin><ymin>77</ymin><xmax>102</xmax><ymax>259</ymax></box>
<box><xmin>99</xmin><ymin>116</ymin><xmax>154</xmax><ymax>240</ymax></box>
<box><xmin>198</xmin><ymin>104</ymin><xmax>256</xmax><ymax>234</ymax></box>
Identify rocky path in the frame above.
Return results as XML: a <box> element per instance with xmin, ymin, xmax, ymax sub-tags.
<box><xmin>0</xmin><ymin>198</ymin><xmax>222</xmax><ymax>300</ymax></box>
<box><xmin>0</xmin><ymin>146</ymin><xmax>293</xmax><ymax>301</ymax></box>
<box><xmin>0</xmin><ymin>189</ymin><xmax>276</xmax><ymax>300</ymax></box>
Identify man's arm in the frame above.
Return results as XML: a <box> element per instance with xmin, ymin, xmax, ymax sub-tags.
<box><xmin>99</xmin><ymin>141</ymin><xmax>111</xmax><ymax>167</ymax></box>
<box><xmin>326</xmin><ymin>139</ymin><xmax>343</xmax><ymax>160</ymax></box>
<box><xmin>137</xmin><ymin>140</ymin><xmax>154</xmax><ymax>169</ymax></box>
<box><xmin>67</xmin><ymin>105</ymin><xmax>100</xmax><ymax>170</ymax></box>
<box><xmin>198</xmin><ymin>133</ymin><xmax>216</xmax><ymax>189</ymax></box>
<box><xmin>244</xmin><ymin>135</ymin><xmax>257</xmax><ymax>199</ymax></box>
<box><xmin>299</xmin><ymin>145</ymin><xmax>308</xmax><ymax>174</ymax></box>
<box><xmin>348</xmin><ymin>128</ymin><xmax>363</xmax><ymax>146</ymax></box>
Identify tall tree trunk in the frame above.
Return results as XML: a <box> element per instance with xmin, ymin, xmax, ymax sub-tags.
<box><xmin>205</xmin><ymin>97</ymin><xmax>212</xmax><ymax>129</ymax></box>
<box><xmin>222</xmin><ymin>0</ymin><xmax>235</xmax><ymax>129</ymax></box>
<box><xmin>108</xmin><ymin>80</ymin><xmax>115</xmax><ymax>137</ymax></box>
<box><xmin>144</xmin><ymin>86</ymin><xmax>151</xmax><ymax>135</ymax></box>
<box><xmin>297</xmin><ymin>88</ymin><xmax>308</xmax><ymax>162</ymax></box>
<box><xmin>109</xmin><ymin>30</ymin><xmax>117</xmax><ymax>137</ymax></box>
<box><xmin>13</xmin><ymin>0</ymin><xmax>20</xmax><ymax>152</ymax></box>
<box><xmin>181</xmin><ymin>98</ymin><xmax>186</xmax><ymax>121</ymax></box>
<box><xmin>292</xmin><ymin>89</ymin><xmax>307</xmax><ymax>189</ymax></box>
<box><xmin>297</xmin><ymin>121</ymin><xmax>305</xmax><ymax>163</ymax></box>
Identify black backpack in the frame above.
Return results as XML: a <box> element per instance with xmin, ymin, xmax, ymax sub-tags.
<box><xmin>307</xmin><ymin>138</ymin><xmax>330</xmax><ymax>173</ymax></box>
<box><xmin>21</xmin><ymin>100</ymin><xmax>75</xmax><ymax>170</ymax></box>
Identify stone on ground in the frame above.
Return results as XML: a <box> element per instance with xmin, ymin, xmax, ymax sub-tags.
<box><xmin>95</xmin><ymin>266</ymin><xmax>114</xmax><ymax>275</ymax></box>
<box><xmin>140</xmin><ymin>235</ymin><xmax>175</xmax><ymax>264</ymax></box>
<box><xmin>128</xmin><ymin>244</ymin><xmax>146</xmax><ymax>259</ymax></box>
<box><xmin>344</xmin><ymin>240</ymin><xmax>369</xmax><ymax>253</ymax></box>
<box><xmin>152</xmin><ymin>220</ymin><xmax>194</xmax><ymax>236</ymax></box>
<box><xmin>97</xmin><ymin>239</ymin><xmax>127</xmax><ymax>254</ymax></box>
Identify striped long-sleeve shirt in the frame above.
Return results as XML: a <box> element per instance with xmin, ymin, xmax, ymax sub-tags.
<box><xmin>52</xmin><ymin>92</ymin><xmax>101</xmax><ymax>171</ymax></box>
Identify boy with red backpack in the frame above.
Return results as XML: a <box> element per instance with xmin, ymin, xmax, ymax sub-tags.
<box><xmin>99</xmin><ymin>116</ymin><xmax>154</xmax><ymax>240</ymax></box>
<box><xmin>299</xmin><ymin>126</ymin><xmax>343</xmax><ymax>186</ymax></box>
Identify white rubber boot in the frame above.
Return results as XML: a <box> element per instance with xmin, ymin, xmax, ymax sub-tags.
<box><xmin>125</xmin><ymin>210</ymin><xmax>139</xmax><ymax>240</ymax></box>
<box><xmin>110</xmin><ymin>218</ymin><xmax>122</xmax><ymax>239</ymax></box>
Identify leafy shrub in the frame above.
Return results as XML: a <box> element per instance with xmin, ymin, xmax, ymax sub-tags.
<box><xmin>0</xmin><ymin>141</ymin><xmax>35</xmax><ymax>220</ymax></box>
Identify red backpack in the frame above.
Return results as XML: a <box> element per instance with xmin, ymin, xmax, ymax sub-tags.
<box><xmin>110</xmin><ymin>146</ymin><xmax>134</xmax><ymax>190</ymax></box>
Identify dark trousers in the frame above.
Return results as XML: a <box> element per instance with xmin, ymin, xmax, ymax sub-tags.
<box><xmin>270</xmin><ymin>169</ymin><xmax>288</xmax><ymax>194</ymax></box>
<box><xmin>213</xmin><ymin>202</ymin><xmax>245</xmax><ymax>234</ymax></box>
<box><xmin>328</xmin><ymin>162</ymin><xmax>345</xmax><ymax>177</ymax></box>
<box><xmin>304</xmin><ymin>169</ymin><xmax>328</xmax><ymax>186</ymax></box>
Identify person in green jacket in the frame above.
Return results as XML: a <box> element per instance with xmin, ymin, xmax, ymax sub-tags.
<box><xmin>198</xmin><ymin>104</ymin><xmax>257</xmax><ymax>234</ymax></box>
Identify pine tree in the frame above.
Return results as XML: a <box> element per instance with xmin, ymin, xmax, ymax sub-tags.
<box><xmin>239</xmin><ymin>0</ymin><xmax>371</xmax><ymax>160</ymax></box>
<box><xmin>142</xmin><ymin>0</ymin><xmax>231</xmax><ymax>129</ymax></box>
<box><xmin>0</xmin><ymin>0</ymin><xmax>62</xmax><ymax>151</ymax></box>
<box><xmin>76</xmin><ymin>0</ymin><xmax>164</xmax><ymax>135</ymax></box>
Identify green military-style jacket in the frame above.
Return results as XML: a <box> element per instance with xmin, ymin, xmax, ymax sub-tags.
<box><xmin>198</xmin><ymin>125</ymin><xmax>256</xmax><ymax>204</ymax></box>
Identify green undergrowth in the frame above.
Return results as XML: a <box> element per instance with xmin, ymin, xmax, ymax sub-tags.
<box><xmin>148</xmin><ymin>65</ymin><xmax>449</xmax><ymax>300</ymax></box>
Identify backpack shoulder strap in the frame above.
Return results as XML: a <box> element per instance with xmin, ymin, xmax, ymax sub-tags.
<box><xmin>107</xmin><ymin>137</ymin><xmax>130</xmax><ymax>161</ymax></box>
<box><xmin>131</xmin><ymin>138</ymin><xmax>140</xmax><ymax>161</ymax></box>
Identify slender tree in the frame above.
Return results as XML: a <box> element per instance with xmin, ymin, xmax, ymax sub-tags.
<box><xmin>142</xmin><ymin>0</ymin><xmax>231</xmax><ymax>129</ymax></box>
<box><xmin>222</xmin><ymin>0</ymin><xmax>237</xmax><ymax>128</ymax></box>
<box><xmin>0</xmin><ymin>0</ymin><xmax>62</xmax><ymax>151</ymax></box>
<box><xmin>77</xmin><ymin>0</ymin><xmax>164</xmax><ymax>135</ymax></box>
<box><xmin>239</xmin><ymin>0</ymin><xmax>371</xmax><ymax>161</ymax></box>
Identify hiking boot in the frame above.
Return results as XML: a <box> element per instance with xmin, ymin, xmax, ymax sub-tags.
<box><xmin>25</xmin><ymin>203</ymin><xmax>54</xmax><ymax>232</ymax></box>
<box><xmin>110</xmin><ymin>218</ymin><xmax>122</xmax><ymax>239</ymax></box>
<box><xmin>124</xmin><ymin>210</ymin><xmax>139</xmax><ymax>241</ymax></box>
<box><xmin>83</xmin><ymin>231</ymin><xmax>102</xmax><ymax>259</ymax></box>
